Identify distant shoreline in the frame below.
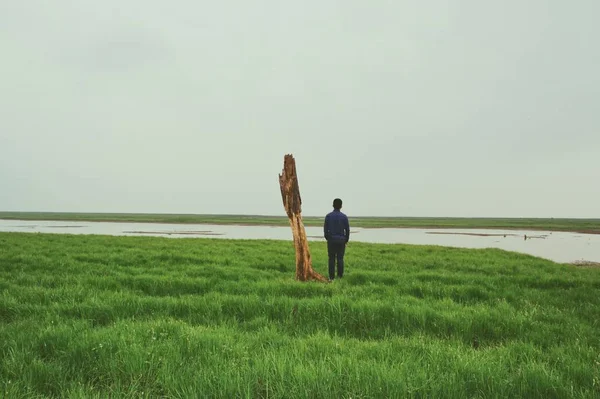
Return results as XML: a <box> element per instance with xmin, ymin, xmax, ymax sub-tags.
<box><xmin>1</xmin><ymin>212</ymin><xmax>598</xmax><ymax>234</ymax></box>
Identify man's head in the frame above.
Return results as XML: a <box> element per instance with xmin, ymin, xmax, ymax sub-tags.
<box><xmin>333</xmin><ymin>198</ymin><xmax>343</xmax><ymax>210</ymax></box>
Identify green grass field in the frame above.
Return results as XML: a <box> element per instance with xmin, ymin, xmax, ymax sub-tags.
<box><xmin>1</xmin><ymin>212</ymin><xmax>599</xmax><ymax>233</ymax></box>
<box><xmin>1</xmin><ymin>232</ymin><xmax>600</xmax><ymax>398</ymax></box>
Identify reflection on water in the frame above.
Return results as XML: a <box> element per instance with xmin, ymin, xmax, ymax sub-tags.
<box><xmin>1</xmin><ymin>219</ymin><xmax>599</xmax><ymax>264</ymax></box>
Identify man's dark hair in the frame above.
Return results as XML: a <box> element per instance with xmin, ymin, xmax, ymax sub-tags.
<box><xmin>333</xmin><ymin>198</ymin><xmax>343</xmax><ymax>210</ymax></box>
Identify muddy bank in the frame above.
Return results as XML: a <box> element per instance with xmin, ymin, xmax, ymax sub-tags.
<box><xmin>394</xmin><ymin>226</ymin><xmax>600</xmax><ymax>235</ymax></box>
<box><xmin>572</xmin><ymin>260</ymin><xmax>600</xmax><ymax>268</ymax></box>
<box><xmin>45</xmin><ymin>225</ymin><xmax>85</xmax><ymax>228</ymax></box>
<box><xmin>426</xmin><ymin>232</ymin><xmax>519</xmax><ymax>237</ymax></box>
<box><xmin>425</xmin><ymin>231</ymin><xmax>550</xmax><ymax>240</ymax></box>
<box><xmin>122</xmin><ymin>231</ymin><xmax>224</xmax><ymax>236</ymax></box>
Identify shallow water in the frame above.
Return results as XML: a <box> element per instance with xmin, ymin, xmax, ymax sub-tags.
<box><xmin>1</xmin><ymin>219</ymin><xmax>599</xmax><ymax>264</ymax></box>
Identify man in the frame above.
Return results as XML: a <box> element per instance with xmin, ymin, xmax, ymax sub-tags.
<box><xmin>324</xmin><ymin>198</ymin><xmax>350</xmax><ymax>281</ymax></box>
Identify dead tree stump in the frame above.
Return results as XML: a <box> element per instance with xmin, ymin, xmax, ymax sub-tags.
<box><xmin>278</xmin><ymin>154</ymin><xmax>327</xmax><ymax>282</ymax></box>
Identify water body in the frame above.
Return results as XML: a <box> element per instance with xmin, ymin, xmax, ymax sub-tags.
<box><xmin>1</xmin><ymin>219</ymin><xmax>599</xmax><ymax>264</ymax></box>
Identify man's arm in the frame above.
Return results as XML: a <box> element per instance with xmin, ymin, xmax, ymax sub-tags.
<box><xmin>344</xmin><ymin>216</ymin><xmax>350</xmax><ymax>243</ymax></box>
<box><xmin>323</xmin><ymin>215</ymin><xmax>329</xmax><ymax>240</ymax></box>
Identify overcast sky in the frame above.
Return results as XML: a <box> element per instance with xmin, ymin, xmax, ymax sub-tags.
<box><xmin>1</xmin><ymin>1</ymin><xmax>598</xmax><ymax>217</ymax></box>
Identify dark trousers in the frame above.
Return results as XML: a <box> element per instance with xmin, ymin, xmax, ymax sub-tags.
<box><xmin>327</xmin><ymin>241</ymin><xmax>346</xmax><ymax>280</ymax></box>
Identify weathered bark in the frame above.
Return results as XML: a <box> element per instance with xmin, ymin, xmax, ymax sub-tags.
<box><xmin>279</xmin><ymin>155</ymin><xmax>328</xmax><ymax>282</ymax></box>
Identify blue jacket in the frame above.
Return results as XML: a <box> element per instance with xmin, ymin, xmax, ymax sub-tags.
<box><xmin>324</xmin><ymin>209</ymin><xmax>350</xmax><ymax>243</ymax></box>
